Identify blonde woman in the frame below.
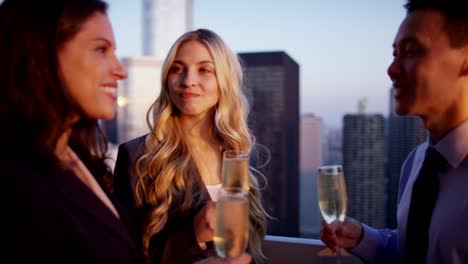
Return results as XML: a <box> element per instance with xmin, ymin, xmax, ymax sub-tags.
<box><xmin>113</xmin><ymin>29</ymin><xmax>269</xmax><ymax>264</ymax></box>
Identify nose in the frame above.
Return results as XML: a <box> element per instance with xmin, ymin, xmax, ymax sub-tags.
<box><xmin>387</xmin><ymin>57</ymin><xmax>400</xmax><ymax>82</ymax></box>
<box><xmin>112</xmin><ymin>55</ymin><xmax>128</xmax><ymax>80</ymax></box>
<box><xmin>182</xmin><ymin>69</ymin><xmax>197</xmax><ymax>87</ymax></box>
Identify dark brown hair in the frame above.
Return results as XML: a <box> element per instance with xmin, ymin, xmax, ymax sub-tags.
<box><xmin>404</xmin><ymin>0</ymin><xmax>468</xmax><ymax>48</ymax></box>
<box><xmin>0</xmin><ymin>0</ymin><xmax>112</xmax><ymax>183</ymax></box>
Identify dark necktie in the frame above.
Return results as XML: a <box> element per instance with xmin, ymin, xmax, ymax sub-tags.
<box><xmin>405</xmin><ymin>146</ymin><xmax>446</xmax><ymax>263</ymax></box>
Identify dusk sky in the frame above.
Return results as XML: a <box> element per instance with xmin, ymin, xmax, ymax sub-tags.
<box><xmin>5</xmin><ymin>0</ymin><xmax>405</xmax><ymax>127</ymax></box>
<box><xmin>107</xmin><ymin>0</ymin><xmax>408</xmax><ymax>127</ymax></box>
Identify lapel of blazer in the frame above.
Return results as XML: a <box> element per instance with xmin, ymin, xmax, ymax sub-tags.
<box><xmin>188</xmin><ymin>181</ymin><xmax>213</xmax><ymax>217</ymax></box>
<box><xmin>50</xmin><ymin>169</ymin><xmax>139</xmax><ymax>253</ymax></box>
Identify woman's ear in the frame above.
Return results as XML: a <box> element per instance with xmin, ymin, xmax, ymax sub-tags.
<box><xmin>462</xmin><ymin>48</ymin><xmax>468</xmax><ymax>76</ymax></box>
<box><xmin>462</xmin><ymin>61</ymin><xmax>468</xmax><ymax>76</ymax></box>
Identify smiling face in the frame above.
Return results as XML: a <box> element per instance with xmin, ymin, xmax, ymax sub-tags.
<box><xmin>167</xmin><ymin>40</ymin><xmax>220</xmax><ymax>119</ymax></box>
<box><xmin>387</xmin><ymin>9</ymin><xmax>466</xmax><ymax>123</ymax></box>
<box><xmin>58</xmin><ymin>11</ymin><xmax>127</xmax><ymax>121</ymax></box>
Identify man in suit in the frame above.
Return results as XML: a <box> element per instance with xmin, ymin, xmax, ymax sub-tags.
<box><xmin>321</xmin><ymin>0</ymin><xmax>468</xmax><ymax>263</ymax></box>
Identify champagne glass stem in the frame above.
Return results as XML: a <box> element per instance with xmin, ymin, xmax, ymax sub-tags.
<box><xmin>336</xmin><ymin>246</ymin><xmax>343</xmax><ymax>264</ymax></box>
<box><xmin>333</xmin><ymin>221</ymin><xmax>343</xmax><ymax>264</ymax></box>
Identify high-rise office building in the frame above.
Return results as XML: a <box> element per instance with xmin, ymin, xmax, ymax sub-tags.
<box><xmin>300</xmin><ymin>114</ymin><xmax>323</xmax><ymax>238</ymax></box>
<box><xmin>116</xmin><ymin>57</ymin><xmax>163</xmax><ymax>143</ymax></box>
<box><xmin>323</xmin><ymin>127</ymin><xmax>343</xmax><ymax>166</ymax></box>
<box><xmin>386</xmin><ymin>88</ymin><xmax>426</xmax><ymax>228</ymax></box>
<box><xmin>301</xmin><ymin>114</ymin><xmax>323</xmax><ymax>171</ymax></box>
<box><xmin>142</xmin><ymin>0</ymin><xmax>194</xmax><ymax>59</ymax></box>
<box><xmin>101</xmin><ymin>58</ymin><xmax>163</xmax><ymax>169</ymax></box>
<box><xmin>238</xmin><ymin>51</ymin><xmax>299</xmax><ymax>237</ymax></box>
<box><xmin>103</xmin><ymin>0</ymin><xmax>193</xmax><ymax>146</ymax></box>
<box><xmin>343</xmin><ymin>102</ymin><xmax>386</xmax><ymax>228</ymax></box>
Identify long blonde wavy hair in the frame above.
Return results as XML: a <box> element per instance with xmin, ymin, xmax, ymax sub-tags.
<box><xmin>134</xmin><ymin>29</ymin><xmax>269</xmax><ymax>263</ymax></box>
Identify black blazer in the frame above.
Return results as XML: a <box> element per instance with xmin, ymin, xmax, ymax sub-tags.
<box><xmin>113</xmin><ymin>135</ymin><xmax>216</xmax><ymax>264</ymax></box>
<box><xmin>7</xmin><ymin>155</ymin><xmax>143</xmax><ymax>263</ymax></box>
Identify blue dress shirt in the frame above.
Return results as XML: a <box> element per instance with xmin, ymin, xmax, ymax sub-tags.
<box><xmin>349</xmin><ymin>119</ymin><xmax>468</xmax><ymax>264</ymax></box>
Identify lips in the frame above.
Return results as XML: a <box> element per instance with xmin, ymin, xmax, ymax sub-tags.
<box><xmin>394</xmin><ymin>85</ymin><xmax>411</xmax><ymax>102</ymax></box>
<box><xmin>391</xmin><ymin>80</ymin><xmax>405</xmax><ymax>91</ymax></box>
<box><xmin>101</xmin><ymin>86</ymin><xmax>117</xmax><ymax>100</ymax></box>
<box><xmin>180</xmin><ymin>92</ymin><xmax>199</xmax><ymax>98</ymax></box>
<box><xmin>394</xmin><ymin>87</ymin><xmax>403</xmax><ymax>97</ymax></box>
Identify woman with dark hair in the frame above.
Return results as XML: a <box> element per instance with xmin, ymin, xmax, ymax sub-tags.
<box><xmin>1</xmin><ymin>0</ymin><xmax>140</xmax><ymax>262</ymax></box>
<box><xmin>1</xmin><ymin>1</ymin><xmax>251</xmax><ymax>263</ymax></box>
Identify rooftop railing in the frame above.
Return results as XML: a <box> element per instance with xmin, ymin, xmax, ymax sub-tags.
<box><xmin>263</xmin><ymin>235</ymin><xmax>364</xmax><ymax>264</ymax></box>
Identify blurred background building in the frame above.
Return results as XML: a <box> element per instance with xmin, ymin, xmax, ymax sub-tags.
<box><xmin>239</xmin><ymin>51</ymin><xmax>300</xmax><ymax>237</ymax></box>
<box><xmin>385</xmin><ymin>88</ymin><xmax>426</xmax><ymax>228</ymax></box>
<box><xmin>142</xmin><ymin>0</ymin><xmax>194</xmax><ymax>59</ymax></box>
<box><xmin>343</xmin><ymin>99</ymin><xmax>386</xmax><ymax>228</ymax></box>
<box><xmin>103</xmin><ymin>0</ymin><xmax>193</xmax><ymax>147</ymax></box>
<box><xmin>299</xmin><ymin>114</ymin><xmax>323</xmax><ymax>238</ymax></box>
<box><xmin>323</xmin><ymin>127</ymin><xmax>342</xmax><ymax>166</ymax></box>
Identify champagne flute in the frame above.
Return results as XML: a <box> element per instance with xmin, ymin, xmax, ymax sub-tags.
<box><xmin>213</xmin><ymin>187</ymin><xmax>249</xmax><ymax>259</ymax></box>
<box><xmin>317</xmin><ymin>165</ymin><xmax>348</xmax><ymax>264</ymax></box>
<box><xmin>221</xmin><ymin>150</ymin><xmax>250</xmax><ymax>189</ymax></box>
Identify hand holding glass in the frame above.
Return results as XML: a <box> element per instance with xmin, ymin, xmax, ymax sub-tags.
<box><xmin>214</xmin><ymin>187</ymin><xmax>249</xmax><ymax>259</ymax></box>
<box><xmin>317</xmin><ymin>165</ymin><xmax>348</xmax><ymax>264</ymax></box>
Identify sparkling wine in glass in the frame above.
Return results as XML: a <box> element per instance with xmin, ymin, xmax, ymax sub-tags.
<box><xmin>214</xmin><ymin>187</ymin><xmax>249</xmax><ymax>259</ymax></box>
<box><xmin>221</xmin><ymin>150</ymin><xmax>249</xmax><ymax>189</ymax></box>
<box><xmin>317</xmin><ymin>165</ymin><xmax>348</xmax><ymax>264</ymax></box>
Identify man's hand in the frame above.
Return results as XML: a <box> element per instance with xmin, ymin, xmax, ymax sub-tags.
<box><xmin>320</xmin><ymin>217</ymin><xmax>363</xmax><ymax>252</ymax></box>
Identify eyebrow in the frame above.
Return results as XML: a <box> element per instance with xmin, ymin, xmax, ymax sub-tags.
<box><xmin>91</xmin><ymin>37</ymin><xmax>115</xmax><ymax>48</ymax></box>
<box><xmin>173</xmin><ymin>60</ymin><xmax>214</xmax><ymax>66</ymax></box>
<box><xmin>392</xmin><ymin>36</ymin><xmax>420</xmax><ymax>48</ymax></box>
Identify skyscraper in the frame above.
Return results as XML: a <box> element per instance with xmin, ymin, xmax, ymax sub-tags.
<box><xmin>323</xmin><ymin>127</ymin><xmax>343</xmax><ymax>166</ymax></box>
<box><xmin>116</xmin><ymin>57</ymin><xmax>163</xmax><ymax>143</ymax></box>
<box><xmin>103</xmin><ymin>0</ymin><xmax>193</xmax><ymax>145</ymax></box>
<box><xmin>238</xmin><ymin>51</ymin><xmax>299</xmax><ymax>237</ymax></box>
<box><xmin>142</xmin><ymin>0</ymin><xmax>194</xmax><ymax>59</ymax></box>
<box><xmin>301</xmin><ymin>114</ymin><xmax>323</xmax><ymax>171</ymax></box>
<box><xmin>101</xmin><ymin>58</ymin><xmax>163</xmax><ymax>170</ymax></box>
<box><xmin>300</xmin><ymin>114</ymin><xmax>323</xmax><ymax>238</ymax></box>
<box><xmin>343</xmin><ymin>102</ymin><xmax>386</xmax><ymax>228</ymax></box>
<box><xmin>386</xmin><ymin>88</ymin><xmax>426</xmax><ymax>228</ymax></box>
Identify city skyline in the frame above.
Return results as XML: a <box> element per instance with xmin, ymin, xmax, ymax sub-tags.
<box><xmin>108</xmin><ymin>0</ymin><xmax>407</xmax><ymax>127</ymax></box>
